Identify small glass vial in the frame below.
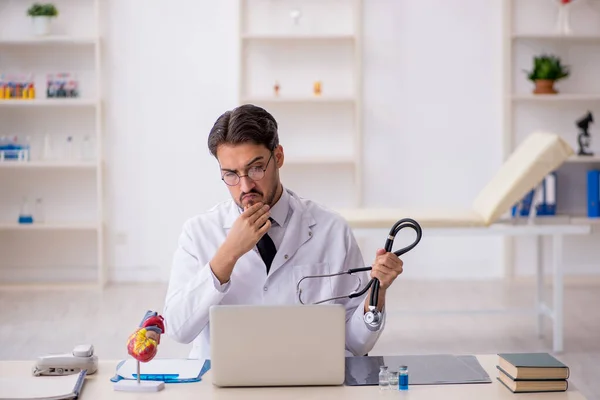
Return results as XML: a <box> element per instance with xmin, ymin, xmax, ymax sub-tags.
<box><xmin>378</xmin><ymin>365</ymin><xmax>389</xmax><ymax>390</ymax></box>
<box><xmin>399</xmin><ymin>365</ymin><xmax>409</xmax><ymax>390</ymax></box>
<box><xmin>388</xmin><ymin>370</ymin><xmax>399</xmax><ymax>389</ymax></box>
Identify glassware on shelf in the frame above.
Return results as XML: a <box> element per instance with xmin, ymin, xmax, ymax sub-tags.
<box><xmin>65</xmin><ymin>135</ymin><xmax>74</xmax><ymax>160</ymax></box>
<box><xmin>42</xmin><ymin>133</ymin><xmax>54</xmax><ymax>160</ymax></box>
<box><xmin>80</xmin><ymin>135</ymin><xmax>93</xmax><ymax>160</ymax></box>
<box><xmin>18</xmin><ymin>197</ymin><xmax>34</xmax><ymax>224</ymax></box>
<box><xmin>289</xmin><ymin>8</ymin><xmax>301</xmax><ymax>25</ymax></box>
<box><xmin>34</xmin><ymin>198</ymin><xmax>45</xmax><ymax>223</ymax></box>
<box><xmin>313</xmin><ymin>81</ymin><xmax>322</xmax><ymax>96</ymax></box>
<box><xmin>555</xmin><ymin>0</ymin><xmax>573</xmax><ymax>35</ymax></box>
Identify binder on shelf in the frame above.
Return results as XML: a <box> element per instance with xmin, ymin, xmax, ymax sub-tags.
<box><xmin>588</xmin><ymin>170</ymin><xmax>600</xmax><ymax>218</ymax></box>
<box><xmin>512</xmin><ymin>189</ymin><xmax>535</xmax><ymax>217</ymax></box>
<box><xmin>535</xmin><ymin>172</ymin><xmax>557</xmax><ymax>216</ymax></box>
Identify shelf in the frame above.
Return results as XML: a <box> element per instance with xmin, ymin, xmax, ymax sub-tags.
<box><xmin>285</xmin><ymin>155</ymin><xmax>355</xmax><ymax>165</ymax></box>
<box><xmin>0</xmin><ymin>282</ymin><xmax>100</xmax><ymax>291</ymax></box>
<box><xmin>242</xmin><ymin>33</ymin><xmax>355</xmax><ymax>41</ymax></box>
<box><xmin>0</xmin><ymin>98</ymin><xmax>99</xmax><ymax>107</ymax></box>
<box><xmin>241</xmin><ymin>96</ymin><xmax>355</xmax><ymax>105</ymax></box>
<box><xmin>336</xmin><ymin>208</ymin><xmax>600</xmax><ymax>229</ymax></box>
<box><xmin>570</xmin><ymin>216</ymin><xmax>600</xmax><ymax>225</ymax></box>
<box><xmin>0</xmin><ymin>36</ymin><xmax>98</xmax><ymax>46</ymax></box>
<box><xmin>0</xmin><ymin>161</ymin><xmax>97</xmax><ymax>169</ymax></box>
<box><xmin>512</xmin><ymin>33</ymin><xmax>600</xmax><ymax>42</ymax></box>
<box><xmin>511</xmin><ymin>94</ymin><xmax>600</xmax><ymax>102</ymax></box>
<box><xmin>0</xmin><ymin>222</ymin><xmax>98</xmax><ymax>231</ymax></box>
<box><xmin>566</xmin><ymin>155</ymin><xmax>600</xmax><ymax>163</ymax></box>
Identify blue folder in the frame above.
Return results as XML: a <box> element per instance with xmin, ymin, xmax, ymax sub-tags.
<box><xmin>536</xmin><ymin>172</ymin><xmax>557</xmax><ymax>216</ymax></box>
<box><xmin>588</xmin><ymin>170</ymin><xmax>600</xmax><ymax>218</ymax></box>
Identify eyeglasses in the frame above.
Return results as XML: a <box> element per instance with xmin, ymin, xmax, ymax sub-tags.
<box><xmin>221</xmin><ymin>153</ymin><xmax>273</xmax><ymax>186</ymax></box>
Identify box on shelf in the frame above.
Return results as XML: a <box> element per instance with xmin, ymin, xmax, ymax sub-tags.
<box><xmin>0</xmin><ymin>135</ymin><xmax>30</xmax><ymax>161</ymax></box>
<box><xmin>0</xmin><ymin>73</ymin><xmax>36</xmax><ymax>99</ymax></box>
<box><xmin>47</xmin><ymin>73</ymin><xmax>79</xmax><ymax>98</ymax></box>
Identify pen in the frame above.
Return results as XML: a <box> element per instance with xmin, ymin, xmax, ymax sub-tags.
<box><xmin>133</xmin><ymin>374</ymin><xmax>180</xmax><ymax>381</ymax></box>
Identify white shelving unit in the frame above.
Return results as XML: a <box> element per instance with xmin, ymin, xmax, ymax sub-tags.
<box><xmin>502</xmin><ymin>0</ymin><xmax>600</xmax><ymax>277</ymax></box>
<box><xmin>238</xmin><ymin>0</ymin><xmax>363</xmax><ymax>209</ymax></box>
<box><xmin>0</xmin><ymin>0</ymin><xmax>104</xmax><ymax>289</ymax></box>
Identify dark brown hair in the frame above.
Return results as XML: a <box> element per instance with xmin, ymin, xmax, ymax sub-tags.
<box><xmin>208</xmin><ymin>104</ymin><xmax>279</xmax><ymax>157</ymax></box>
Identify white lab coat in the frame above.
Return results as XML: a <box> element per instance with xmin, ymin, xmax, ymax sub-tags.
<box><xmin>163</xmin><ymin>188</ymin><xmax>385</xmax><ymax>361</ymax></box>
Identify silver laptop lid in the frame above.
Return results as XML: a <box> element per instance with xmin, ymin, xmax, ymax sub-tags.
<box><xmin>209</xmin><ymin>304</ymin><xmax>346</xmax><ymax>387</ymax></box>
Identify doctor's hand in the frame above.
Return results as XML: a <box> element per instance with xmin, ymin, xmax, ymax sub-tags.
<box><xmin>211</xmin><ymin>202</ymin><xmax>271</xmax><ymax>284</ymax></box>
<box><xmin>224</xmin><ymin>202</ymin><xmax>271</xmax><ymax>259</ymax></box>
<box><xmin>370</xmin><ymin>248</ymin><xmax>403</xmax><ymax>290</ymax></box>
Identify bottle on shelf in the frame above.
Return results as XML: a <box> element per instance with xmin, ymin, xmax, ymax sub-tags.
<box><xmin>18</xmin><ymin>197</ymin><xmax>34</xmax><ymax>224</ymax></box>
<box><xmin>80</xmin><ymin>135</ymin><xmax>93</xmax><ymax>160</ymax></box>
<box><xmin>65</xmin><ymin>136</ymin><xmax>74</xmax><ymax>160</ymax></box>
<box><xmin>43</xmin><ymin>133</ymin><xmax>54</xmax><ymax>160</ymax></box>
<box><xmin>34</xmin><ymin>198</ymin><xmax>45</xmax><ymax>223</ymax></box>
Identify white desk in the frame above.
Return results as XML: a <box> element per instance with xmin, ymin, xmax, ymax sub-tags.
<box><xmin>0</xmin><ymin>355</ymin><xmax>587</xmax><ymax>399</ymax></box>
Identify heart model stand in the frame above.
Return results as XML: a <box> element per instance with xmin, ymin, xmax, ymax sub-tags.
<box><xmin>113</xmin><ymin>310</ymin><xmax>166</xmax><ymax>392</ymax></box>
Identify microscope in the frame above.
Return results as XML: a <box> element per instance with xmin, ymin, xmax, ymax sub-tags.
<box><xmin>577</xmin><ymin>111</ymin><xmax>594</xmax><ymax>156</ymax></box>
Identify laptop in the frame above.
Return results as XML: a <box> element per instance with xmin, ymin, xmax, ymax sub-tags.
<box><xmin>209</xmin><ymin>304</ymin><xmax>346</xmax><ymax>387</ymax></box>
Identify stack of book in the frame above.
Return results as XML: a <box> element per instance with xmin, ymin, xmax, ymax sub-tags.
<box><xmin>496</xmin><ymin>353</ymin><xmax>569</xmax><ymax>393</ymax></box>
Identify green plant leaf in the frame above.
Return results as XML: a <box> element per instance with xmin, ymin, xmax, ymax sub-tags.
<box><xmin>523</xmin><ymin>54</ymin><xmax>570</xmax><ymax>82</ymax></box>
<box><xmin>27</xmin><ymin>3</ymin><xmax>58</xmax><ymax>17</ymax></box>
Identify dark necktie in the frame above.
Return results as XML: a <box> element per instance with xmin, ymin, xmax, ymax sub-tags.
<box><xmin>256</xmin><ymin>222</ymin><xmax>277</xmax><ymax>274</ymax></box>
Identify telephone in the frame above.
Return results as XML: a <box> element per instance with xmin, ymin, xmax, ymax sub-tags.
<box><xmin>32</xmin><ymin>344</ymin><xmax>98</xmax><ymax>376</ymax></box>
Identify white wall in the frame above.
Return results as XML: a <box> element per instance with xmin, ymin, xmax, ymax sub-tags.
<box><xmin>102</xmin><ymin>0</ymin><xmax>237</xmax><ymax>281</ymax></box>
<box><xmin>96</xmin><ymin>0</ymin><xmax>597</xmax><ymax>282</ymax></box>
<box><xmin>360</xmin><ymin>0</ymin><xmax>505</xmax><ymax>280</ymax></box>
<box><xmin>96</xmin><ymin>0</ymin><xmax>504</xmax><ymax>282</ymax></box>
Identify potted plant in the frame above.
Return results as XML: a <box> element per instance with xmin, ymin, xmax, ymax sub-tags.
<box><xmin>26</xmin><ymin>3</ymin><xmax>58</xmax><ymax>36</ymax></box>
<box><xmin>524</xmin><ymin>54</ymin><xmax>570</xmax><ymax>94</ymax></box>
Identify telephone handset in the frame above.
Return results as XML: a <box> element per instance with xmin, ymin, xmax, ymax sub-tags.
<box><xmin>32</xmin><ymin>344</ymin><xmax>98</xmax><ymax>376</ymax></box>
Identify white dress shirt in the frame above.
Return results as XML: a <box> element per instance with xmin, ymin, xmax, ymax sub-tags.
<box><xmin>162</xmin><ymin>187</ymin><xmax>386</xmax><ymax>362</ymax></box>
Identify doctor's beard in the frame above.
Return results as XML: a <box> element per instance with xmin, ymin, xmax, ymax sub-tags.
<box><xmin>239</xmin><ymin>180</ymin><xmax>278</xmax><ymax>210</ymax></box>
<box><xmin>240</xmin><ymin>188</ymin><xmax>276</xmax><ymax>209</ymax></box>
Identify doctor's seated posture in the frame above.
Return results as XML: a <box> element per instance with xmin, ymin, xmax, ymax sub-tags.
<box><xmin>163</xmin><ymin>104</ymin><xmax>404</xmax><ymax>361</ymax></box>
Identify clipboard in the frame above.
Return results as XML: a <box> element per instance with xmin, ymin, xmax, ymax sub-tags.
<box><xmin>344</xmin><ymin>354</ymin><xmax>492</xmax><ymax>386</ymax></box>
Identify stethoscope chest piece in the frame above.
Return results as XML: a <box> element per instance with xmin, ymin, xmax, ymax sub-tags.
<box><xmin>364</xmin><ymin>306</ymin><xmax>382</xmax><ymax>331</ymax></box>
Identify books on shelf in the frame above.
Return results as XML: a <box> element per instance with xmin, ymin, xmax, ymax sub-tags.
<box><xmin>496</xmin><ymin>353</ymin><xmax>569</xmax><ymax>393</ymax></box>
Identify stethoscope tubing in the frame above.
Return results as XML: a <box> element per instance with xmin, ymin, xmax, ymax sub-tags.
<box><xmin>296</xmin><ymin>218</ymin><xmax>423</xmax><ymax>306</ymax></box>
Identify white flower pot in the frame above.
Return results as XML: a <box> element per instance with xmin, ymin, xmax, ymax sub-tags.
<box><xmin>32</xmin><ymin>16</ymin><xmax>52</xmax><ymax>36</ymax></box>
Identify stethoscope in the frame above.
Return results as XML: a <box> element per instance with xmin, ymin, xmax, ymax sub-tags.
<box><xmin>296</xmin><ymin>218</ymin><xmax>423</xmax><ymax>331</ymax></box>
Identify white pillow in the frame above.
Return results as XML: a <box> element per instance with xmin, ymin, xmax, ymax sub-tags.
<box><xmin>471</xmin><ymin>131</ymin><xmax>573</xmax><ymax>226</ymax></box>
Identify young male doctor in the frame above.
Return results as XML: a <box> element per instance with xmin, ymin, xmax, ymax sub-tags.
<box><xmin>163</xmin><ymin>104</ymin><xmax>404</xmax><ymax>361</ymax></box>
